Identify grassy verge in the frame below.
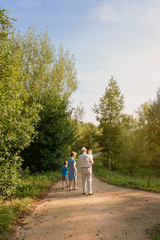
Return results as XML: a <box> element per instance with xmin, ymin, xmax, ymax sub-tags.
<box><xmin>0</xmin><ymin>169</ymin><xmax>61</xmax><ymax>240</ymax></box>
<box><xmin>93</xmin><ymin>156</ymin><xmax>160</xmax><ymax>193</ymax></box>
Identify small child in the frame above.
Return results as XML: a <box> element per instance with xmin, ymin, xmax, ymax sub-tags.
<box><xmin>88</xmin><ymin>149</ymin><xmax>94</xmax><ymax>168</ymax></box>
<box><xmin>62</xmin><ymin>161</ymin><xmax>69</xmax><ymax>189</ymax></box>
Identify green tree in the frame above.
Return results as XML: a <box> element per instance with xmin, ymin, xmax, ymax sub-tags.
<box><xmin>15</xmin><ymin>29</ymin><xmax>78</xmax><ymax>101</ymax></box>
<box><xmin>52</xmin><ymin>44</ymin><xmax>78</xmax><ymax>98</ymax></box>
<box><xmin>22</xmin><ymin>89</ymin><xmax>76</xmax><ymax>172</ymax></box>
<box><xmin>119</xmin><ymin>114</ymin><xmax>141</xmax><ymax>174</ymax></box>
<box><xmin>16</xmin><ymin>28</ymin><xmax>78</xmax><ymax>172</ymax></box>
<box><xmin>0</xmin><ymin>9</ymin><xmax>40</xmax><ymax>199</ymax></box>
<box><xmin>93</xmin><ymin>76</ymin><xmax>124</xmax><ymax>169</ymax></box>
<box><xmin>145</xmin><ymin>89</ymin><xmax>160</xmax><ymax>170</ymax></box>
<box><xmin>73</xmin><ymin>122</ymin><xmax>99</xmax><ymax>152</ymax></box>
<box><xmin>0</xmin><ymin>8</ymin><xmax>78</xmax><ymax>198</ymax></box>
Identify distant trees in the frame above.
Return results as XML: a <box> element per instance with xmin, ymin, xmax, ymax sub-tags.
<box><xmin>93</xmin><ymin>76</ymin><xmax>124</xmax><ymax>169</ymax></box>
<box><xmin>119</xmin><ymin>114</ymin><xmax>143</xmax><ymax>174</ymax></box>
<box><xmin>141</xmin><ymin>90</ymin><xmax>160</xmax><ymax>171</ymax></box>
<box><xmin>73</xmin><ymin>122</ymin><xmax>99</xmax><ymax>152</ymax></box>
<box><xmin>94</xmin><ymin>76</ymin><xmax>160</xmax><ymax>174</ymax></box>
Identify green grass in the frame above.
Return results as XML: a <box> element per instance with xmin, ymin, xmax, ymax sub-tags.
<box><xmin>15</xmin><ymin>170</ymin><xmax>61</xmax><ymax>198</ymax></box>
<box><xmin>0</xmin><ymin>169</ymin><xmax>61</xmax><ymax>240</ymax></box>
<box><xmin>146</xmin><ymin>225</ymin><xmax>160</xmax><ymax>240</ymax></box>
<box><xmin>93</xmin><ymin>156</ymin><xmax>160</xmax><ymax>193</ymax></box>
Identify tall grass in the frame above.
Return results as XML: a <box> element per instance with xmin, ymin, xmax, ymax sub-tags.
<box><xmin>0</xmin><ymin>169</ymin><xmax>61</xmax><ymax>240</ymax></box>
<box><xmin>93</xmin><ymin>156</ymin><xmax>160</xmax><ymax>193</ymax></box>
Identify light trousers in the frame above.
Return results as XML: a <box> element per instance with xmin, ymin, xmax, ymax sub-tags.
<box><xmin>81</xmin><ymin>167</ymin><xmax>92</xmax><ymax>194</ymax></box>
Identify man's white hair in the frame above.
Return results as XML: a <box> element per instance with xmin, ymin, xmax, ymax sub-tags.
<box><xmin>81</xmin><ymin>147</ymin><xmax>87</xmax><ymax>153</ymax></box>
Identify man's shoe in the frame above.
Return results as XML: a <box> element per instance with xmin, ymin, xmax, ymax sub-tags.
<box><xmin>89</xmin><ymin>193</ymin><xmax>94</xmax><ymax>195</ymax></box>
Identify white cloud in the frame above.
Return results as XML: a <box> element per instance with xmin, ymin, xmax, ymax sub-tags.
<box><xmin>96</xmin><ymin>3</ymin><xmax>120</xmax><ymax>23</ymax></box>
<box><xmin>93</xmin><ymin>0</ymin><xmax>131</xmax><ymax>24</ymax></box>
<box><xmin>94</xmin><ymin>0</ymin><xmax>160</xmax><ymax>26</ymax></box>
<box><xmin>144</xmin><ymin>3</ymin><xmax>160</xmax><ymax>26</ymax></box>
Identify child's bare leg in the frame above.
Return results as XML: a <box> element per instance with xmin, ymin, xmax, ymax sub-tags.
<box><xmin>66</xmin><ymin>180</ymin><xmax>69</xmax><ymax>187</ymax></box>
<box><xmin>62</xmin><ymin>181</ymin><xmax>64</xmax><ymax>189</ymax></box>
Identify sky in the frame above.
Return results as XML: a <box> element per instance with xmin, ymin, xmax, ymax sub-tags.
<box><xmin>1</xmin><ymin>0</ymin><xmax>160</xmax><ymax>124</ymax></box>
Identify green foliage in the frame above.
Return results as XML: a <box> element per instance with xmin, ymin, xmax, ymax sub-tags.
<box><xmin>0</xmin><ymin>197</ymin><xmax>32</xmax><ymax>240</ymax></box>
<box><xmin>14</xmin><ymin>28</ymin><xmax>78</xmax><ymax>101</ymax></box>
<box><xmin>0</xmin><ymin>8</ymin><xmax>15</xmax><ymax>42</ymax></box>
<box><xmin>147</xmin><ymin>89</ymin><xmax>160</xmax><ymax>146</ymax></box>
<box><xmin>22</xmin><ymin>89</ymin><xmax>76</xmax><ymax>172</ymax></box>
<box><xmin>126</xmin><ymin>91</ymin><xmax>160</xmax><ymax>172</ymax></box>
<box><xmin>145</xmin><ymin>89</ymin><xmax>160</xmax><ymax>170</ymax></box>
<box><xmin>0</xmin><ymin>9</ymin><xmax>41</xmax><ymax>199</ymax></box>
<box><xmin>14</xmin><ymin>27</ymin><xmax>78</xmax><ymax>172</ymax></box>
<box><xmin>52</xmin><ymin>44</ymin><xmax>78</xmax><ymax>98</ymax></box>
<box><xmin>118</xmin><ymin>114</ymin><xmax>146</xmax><ymax>174</ymax></box>
<box><xmin>94</xmin><ymin>77</ymin><xmax>160</xmax><ymax>174</ymax></box>
<box><xmin>93</xmin><ymin>76</ymin><xmax>124</xmax><ymax>169</ymax></box>
<box><xmin>0</xmin><ymin>156</ymin><xmax>22</xmax><ymax>200</ymax></box>
<box><xmin>73</xmin><ymin>122</ymin><xmax>99</xmax><ymax>152</ymax></box>
<box><xmin>0</xmin><ymin>9</ymin><xmax>78</xmax><ymax>199</ymax></box>
<box><xmin>15</xmin><ymin>169</ymin><xmax>61</xmax><ymax>198</ymax></box>
<box><xmin>94</xmin><ymin>155</ymin><xmax>160</xmax><ymax>192</ymax></box>
<box><xmin>93</xmin><ymin>76</ymin><xmax>124</xmax><ymax>126</ymax></box>
<box><xmin>0</xmin><ymin>170</ymin><xmax>61</xmax><ymax>240</ymax></box>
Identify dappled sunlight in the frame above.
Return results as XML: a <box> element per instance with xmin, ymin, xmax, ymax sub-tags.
<box><xmin>14</xmin><ymin>171</ymin><xmax>160</xmax><ymax>240</ymax></box>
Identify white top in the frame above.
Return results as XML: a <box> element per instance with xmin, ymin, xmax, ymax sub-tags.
<box><xmin>89</xmin><ymin>153</ymin><xmax>94</xmax><ymax>163</ymax></box>
<box><xmin>78</xmin><ymin>153</ymin><xmax>93</xmax><ymax>168</ymax></box>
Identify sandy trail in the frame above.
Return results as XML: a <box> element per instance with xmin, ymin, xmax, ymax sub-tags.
<box><xmin>14</xmin><ymin>156</ymin><xmax>160</xmax><ymax>240</ymax></box>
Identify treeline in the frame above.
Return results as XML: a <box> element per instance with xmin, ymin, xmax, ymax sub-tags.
<box><xmin>93</xmin><ymin>76</ymin><xmax>160</xmax><ymax>176</ymax></box>
<box><xmin>0</xmin><ymin>9</ymin><xmax>79</xmax><ymax>199</ymax></box>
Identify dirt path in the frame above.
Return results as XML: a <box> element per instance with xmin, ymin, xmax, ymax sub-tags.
<box><xmin>14</xmin><ymin>157</ymin><xmax>160</xmax><ymax>240</ymax></box>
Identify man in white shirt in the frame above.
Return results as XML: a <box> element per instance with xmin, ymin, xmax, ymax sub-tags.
<box><xmin>78</xmin><ymin>147</ymin><xmax>94</xmax><ymax>195</ymax></box>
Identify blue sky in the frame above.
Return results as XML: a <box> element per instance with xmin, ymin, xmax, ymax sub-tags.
<box><xmin>1</xmin><ymin>0</ymin><xmax>160</xmax><ymax>124</ymax></box>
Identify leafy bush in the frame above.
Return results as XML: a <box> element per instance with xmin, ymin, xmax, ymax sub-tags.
<box><xmin>0</xmin><ymin>8</ymin><xmax>40</xmax><ymax>199</ymax></box>
<box><xmin>0</xmin><ymin>155</ymin><xmax>22</xmax><ymax>200</ymax></box>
